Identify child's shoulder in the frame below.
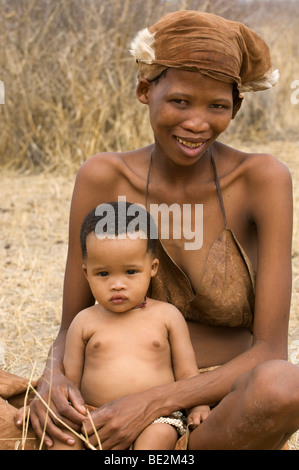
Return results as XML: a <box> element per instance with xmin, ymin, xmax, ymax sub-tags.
<box><xmin>147</xmin><ymin>298</ymin><xmax>184</xmax><ymax>319</ymax></box>
<box><xmin>70</xmin><ymin>305</ymin><xmax>101</xmax><ymax>326</ymax></box>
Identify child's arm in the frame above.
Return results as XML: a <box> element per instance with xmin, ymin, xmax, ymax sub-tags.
<box><xmin>167</xmin><ymin>310</ymin><xmax>211</xmax><ymax>428</ymax></box>
<box><xmin>63</xmin><ymin>312</ymin><xmax>87</xmax><ymax>388</ymax></box>
<box><xmin>166</xmin><ymin>306</ymin><xmax>200</xmax><ymax>381</ymax></box>
<box><xmin>187</xmin><ymin>405</ymin><xmax>210</xmax><ymax>427</ymax></box>
<box><xmin>47</xmin><ymin>312</ymin><xmax>88</xmax><ymax>450</ymax></box>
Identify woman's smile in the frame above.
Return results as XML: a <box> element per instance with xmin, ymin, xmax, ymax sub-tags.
<box><xmin>174</xmin><ymin>135</ymin><xmax>209</xmax><ymax>159</ymax></box>
<box><xmin>141</xmin><ymin>69</ymin><xmax>234</xmax><ymax>166</ymax></box>
<box><xmin>175</xmin><ymin>137</ymin><xmax>206</xmax><ymax>149</ymax></box>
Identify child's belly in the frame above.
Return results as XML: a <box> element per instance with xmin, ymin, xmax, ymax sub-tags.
<box><xmin>80</xmin><ymin>357</ymin><xmax>175</xmax><ymax>408</ymax></box>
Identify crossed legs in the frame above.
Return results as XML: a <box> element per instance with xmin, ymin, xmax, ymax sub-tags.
<box><xmin>188</xmin><ymin>360</ymin><xmax>299</xmax><ymax>450</ymax></box>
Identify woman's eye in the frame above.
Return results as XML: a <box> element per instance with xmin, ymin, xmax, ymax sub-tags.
<box><xmin>173</xmin><ymin>99</ymin><xmax>187</xmax><ymax>105</ymax></box>
<box><xmin>210</xmin><ymin>104</ymin><xmax>223</xmax><ymax>109</ymax></box>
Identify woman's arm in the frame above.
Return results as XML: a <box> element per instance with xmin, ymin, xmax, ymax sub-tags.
<box><xmin>16</xmin><ymin>155</ymin><xmax>120</xmax><ymax>446</ymax></box>
<box><xmin>247</xmin><ymin>155</ymin><xmax>293</xmax><ymax>358</ymax></box>
<box><xmin>83</xmin><ymin>154</ymin><xmax>293</xmax><ymax>449</ymax></box>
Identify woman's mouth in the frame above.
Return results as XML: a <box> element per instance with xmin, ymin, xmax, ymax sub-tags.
<box><xmin>175</xmin><ymin>136</ymin><xmax>206</xmax><ymax>150</ymax></box>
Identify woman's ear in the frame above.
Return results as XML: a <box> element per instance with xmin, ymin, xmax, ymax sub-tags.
<box><xmin>136</xmin><ymin>78</ymin><xmax>151</xmax><ymax>104</ymax></box>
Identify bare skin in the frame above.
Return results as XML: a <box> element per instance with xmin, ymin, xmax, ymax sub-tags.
<box><xmin>16</xmin><ymin>69</ymin><xmax>299</xmax><ymax>450</ymax></box>
<box><xmin>49</xmin><ymin>236</ymin><xmax>207</xmax><ymax>450</ymax></box>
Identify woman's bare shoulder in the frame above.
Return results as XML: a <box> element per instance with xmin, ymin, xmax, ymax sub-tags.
<box><xmin>76</xmin><ymin>146</ymin><xmax>152</xmax><ymax>185</ymax></box>
<box><xmin>234</xmin><ymin>150</ymin><xmax>292</xmax><ymax>198</ymax></box>
<box><xmin>76</xmin><ymin>151</ymin><xmax>128</xmax><ymax>184</ymax></box>
<box><xmin>231</xmin><ymin>147</ymin><xmax>293</xmax><ymax>226</ymax></box>
<box><xmin>217</xmin><ymin>141</ymin><xmax>292</xmax><ymax>184</ymax></box>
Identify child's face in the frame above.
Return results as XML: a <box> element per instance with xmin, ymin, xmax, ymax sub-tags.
<box><xmin>82</xmin><ymin>233</ymin><xmax>159</xmax><ymax>312</ymax></box>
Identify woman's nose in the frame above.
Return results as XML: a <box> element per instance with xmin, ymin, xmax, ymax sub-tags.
<box><xmin>182</xmin><ymin>110</ymin><xmax>210</xmax><ymax>133</ymax></box>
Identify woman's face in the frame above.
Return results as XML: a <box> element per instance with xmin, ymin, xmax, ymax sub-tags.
<box><xmin>137</xmin><ymin>69</ymin><xmax>234</xmax><ymax>166</ymax></box>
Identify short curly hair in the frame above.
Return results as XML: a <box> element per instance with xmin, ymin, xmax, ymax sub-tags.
<box><xmin>80</xmin><ymin>201</ymin><xmax>157</xmax><ymax>258</ymax></box>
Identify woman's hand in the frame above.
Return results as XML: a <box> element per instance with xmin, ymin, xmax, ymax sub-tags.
<box><xmin>15</xmin><ymin>370</ymin><xmax>86</xmax><ymax>448</ymax></box>
<box><xmin>82</xmin><ymin>392</ymin><xmax>155</xmax><ymax>450</ymax></box>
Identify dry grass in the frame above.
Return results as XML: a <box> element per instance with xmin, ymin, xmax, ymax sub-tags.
<box><xmin>0</xmin><ymin>140</ymin><xmax>298</xmax><ymax>449</ymax></box>
<box><xmin>0</xmin><ymin>0</ymin><xmax>299</xmax><ymax>171</ymax></box>
<box><xmin>0</xmin><ymin>0</ymin><xmax>298</xmax><ymax>449</ymax></box>
<box><xmin>0</xmin><ymin>172</ymin><xmax>73</xmax><ymax>377</ymax></box>
<box><xmin>1</xmin><ymin>140</ymin><xmax>298</xmax><ymax>380</ymax></box>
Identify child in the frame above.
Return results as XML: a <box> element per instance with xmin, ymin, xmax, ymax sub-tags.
<box><xmin>50</xmin><ymin>201</ymin><xmax>209</xmax><ymax>450</ymax></box>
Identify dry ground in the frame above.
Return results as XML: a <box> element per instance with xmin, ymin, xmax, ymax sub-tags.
<box><xmin>0</xmin><ymin>139</ymin><xmax>298</xmax><ymax>448</ymax></box>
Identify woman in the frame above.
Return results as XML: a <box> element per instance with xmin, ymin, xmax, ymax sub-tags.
<box><xmin>6</xmin><ymin>10</ymin><xmax>299</xmax><ymax>450</ymax></box>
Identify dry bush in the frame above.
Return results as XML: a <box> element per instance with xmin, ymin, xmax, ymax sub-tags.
<box><xmin>226</xmin><ymin>0</ymin><xmax>299</xmax><ymax>140</ymax></box>
<box><xmin>0</xmin><ymin>0</ymin><xmax>298</xmax><ymax>172</ymax></box>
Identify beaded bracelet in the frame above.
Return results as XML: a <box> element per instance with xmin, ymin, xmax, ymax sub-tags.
<box><xmin>152</xmin><ymin>411</ymin><xmax>186</xmax><ymax>436</ymax></box>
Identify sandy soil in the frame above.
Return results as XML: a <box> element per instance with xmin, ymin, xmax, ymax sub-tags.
<box><xmin>1</xmin><ymin>140</ymin><xmax>298</xmax><ymax>376</ymax></box>
<box><xmin>0</xmin><ymin>140</ymin><xmax>298</xmax><ymax>448</ymax></box>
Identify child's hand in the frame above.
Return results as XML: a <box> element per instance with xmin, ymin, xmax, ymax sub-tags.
<box><xmin>187</xmin><ymin>405</ymin><xmax>210</xmax><ymax>429</ymax></box>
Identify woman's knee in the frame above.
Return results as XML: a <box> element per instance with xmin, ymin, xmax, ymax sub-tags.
<box><xmin>234</xmin><ymin>360</ymin><xmax>299</xmax><ymax>426</ymax></box>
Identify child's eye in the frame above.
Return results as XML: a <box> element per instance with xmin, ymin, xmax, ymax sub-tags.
<box><xmin>127</xmin><ymin>269</ymin><xmax>137</xmax><ymax>275</ymax></box>
<box><xmin>98</xmin><ymin>271</ymin><xmax>109</xmax><ymax>277</ymax></box>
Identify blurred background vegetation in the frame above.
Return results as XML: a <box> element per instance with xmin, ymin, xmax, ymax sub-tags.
<box><xmin>0</xmin><ymin>0</ymin><xmax>298</xmax><ymax>172</ymax></box>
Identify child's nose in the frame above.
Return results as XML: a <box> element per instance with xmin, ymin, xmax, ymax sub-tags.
<box><xmin>111</xmin><ymin>278</ymin><xmax>125</xmax><ymax>290</ymax></box>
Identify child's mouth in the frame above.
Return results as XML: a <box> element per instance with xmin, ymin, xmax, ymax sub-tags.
<box><xmin>110</xmin><ymin>294</ymin><xmax>127</xmax><ymax>304</ymax></box>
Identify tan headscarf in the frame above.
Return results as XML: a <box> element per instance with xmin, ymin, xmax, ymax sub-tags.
<box><xmin>130</xmin><ymin>10</ymin><xmax>279</xmax><ymax>117</ymax></box>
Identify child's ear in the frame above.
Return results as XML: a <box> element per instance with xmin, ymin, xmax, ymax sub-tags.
<box><xmin>136</xmin><ymin>78</ymin><xmax>151</xmax><ymax>104</ymax></box>
<box><xmin>151</xmin><ymin>258</ymin><xmax>159</xmax><ymax>277</ymax></box>
<box><xmin>82</xmin><ymin>264</ymin><xmax>88</xmax><ymax>278</ymax></box>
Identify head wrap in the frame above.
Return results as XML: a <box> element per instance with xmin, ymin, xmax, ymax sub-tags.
<box><xmin>130</xmin><ymin>10</ymin><xmax>279</xmax><ymax>117</ymax></box>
